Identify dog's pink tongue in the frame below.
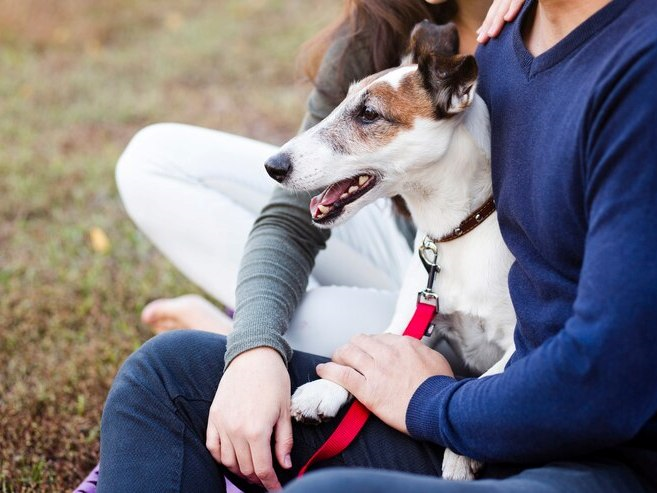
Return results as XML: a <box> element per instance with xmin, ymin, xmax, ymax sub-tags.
<box><xmin>309</xmin><ymin>178</ymin><xmax>354</xmax><ymax>217</ymax></box>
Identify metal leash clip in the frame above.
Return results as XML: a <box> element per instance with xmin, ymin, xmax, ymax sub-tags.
<box><xmin>418</xmin><ymin>235</ymin><xmax>441</xmax><ymax>275</ymax></box>
<box><xmin>417</xmin><ymin>236</ymin><xmax>440</xmax><ymax>335</ymax></box>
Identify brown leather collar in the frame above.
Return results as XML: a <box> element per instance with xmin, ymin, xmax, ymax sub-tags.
<box><xmin>435</xmin><ymin>197</ymin><xmax>496</xmax><ymax>242</ymax></box>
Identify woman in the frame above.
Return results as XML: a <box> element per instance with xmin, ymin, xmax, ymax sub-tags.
<box><xmin>118</xmin><ymin>3</ymin><xmax>518</xmax><ymax>342</ymax></box>
<box><xmin>117</xmin><ymin>0</ymin><xmax>475</xmax><ymax>351</ymax></box>
<box><xmin>97</xmin><ymin>1</ymin><xmax>522</xmax><ymax>491</ymax></box>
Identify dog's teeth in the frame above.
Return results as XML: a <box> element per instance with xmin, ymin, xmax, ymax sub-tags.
<box><xmin>358</xmin><ymin>175</ymin><xmax>369</xmax><ymax>186</ymax></box>
<box><xmin>348</xmin><ymin>186</ymin><xmax>359</xmax><ymax>194</ymax></box>
<box><xmin>318</xmin><ymin>204</ymin><xmax>331</xmax><ymax>214</ymax></box>
<box><xmin>340</xmin><ymin>193</ymin><xmax>349</xmax><ymax>199</ymax></box>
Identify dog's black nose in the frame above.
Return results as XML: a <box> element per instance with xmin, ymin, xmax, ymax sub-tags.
<box><xmin>264</xmin><ymin>153</ymin><xmax>292</xmax><ymax>183</ymax></box>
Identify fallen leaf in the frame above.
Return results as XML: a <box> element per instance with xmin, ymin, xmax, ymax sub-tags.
<box><xmin>89</xmin><ymin>227</ymin><xmax>110</xmax><ymax>253</ymax></box>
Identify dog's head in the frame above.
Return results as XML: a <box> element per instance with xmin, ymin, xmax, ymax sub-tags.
<box><xmin>265</xmin><ymin>21</ymin><xmax>479</xmax><ymax>227</ymax></box>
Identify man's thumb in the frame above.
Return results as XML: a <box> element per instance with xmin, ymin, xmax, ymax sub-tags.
<box><xmin>274</xmin><ymin>412</ymin><xmax>294</xmax><ymax>469</ymax></box>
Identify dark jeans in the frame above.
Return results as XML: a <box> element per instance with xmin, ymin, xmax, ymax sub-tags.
<box><xmin>98</xmin><ymin>331</ymin><xmax>654</xmax><ymax>493</ymax></box>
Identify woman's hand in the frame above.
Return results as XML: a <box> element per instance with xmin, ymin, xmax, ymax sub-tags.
<box><xmin>206</xmin><ymin>347</ymin><xmax>293</xmax><ymax>491</ymax></box>
<box><xmin>316</xmin><ymin>333</ymin><xmax>454</xmax><ymax>434</ymax></box>
<box><xmin>477</xmin><ymin>0</ymin><xmax>524</xmax><ymax>44</ymax></box>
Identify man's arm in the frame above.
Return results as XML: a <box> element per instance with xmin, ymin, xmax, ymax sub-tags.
<box><xmin>406</xmin><ymin>42</ymin><xmax>657</xmax><ymax>463</ymax></box>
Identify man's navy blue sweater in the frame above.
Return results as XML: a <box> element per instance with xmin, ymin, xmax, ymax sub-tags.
<box><xmin>406</xmin><ymin>0</ymin><xmax>657</xmax><ymax>478</ymax></box>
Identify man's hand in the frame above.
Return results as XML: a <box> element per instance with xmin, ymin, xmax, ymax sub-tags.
<box><xmin>316</xmin><ymin>334</ymin><xmax>454</xmax><ymax>434</ymax></box>
<box><xmin>206</xmin><ymin>347</ymin><xmax>293</xmax><ymax>491</ymax></box>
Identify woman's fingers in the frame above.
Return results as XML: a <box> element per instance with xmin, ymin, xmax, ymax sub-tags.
<box><xmin>505</xmin><ymin>0</ymin><xmax>524</xmax><ymax>21</ymax></box>
<box><xmin>478</xmin><ymin>0</ymin><xmax>525</xmax><ymax>44</ymax></box>
<box><xmin>205</xmin><ymin>421</ymin><xmax>222</xmax><ymax>463</ymax></box>
<box><xmin>477</xmin><ymin>0</ymin><xmax>505</xmax><ymax>42</ymax></box>
<box><xmin>208</xmin><ymin>348</ymin><xmax>291</xmax><ymax>488</ymax></box>
<box><xmin>233</xmin><ymin>437</ymin><xmax>259</xmax><ymax>485</ymax></box>
<box><xmin>250</xmin><ymin>437</ymin><xmax>283</xmax><ymax>490</ymax></box>
<box><xmin>219</xmin><ymin>430</ymin><xmax>240</xmax><ymax>476</ymax></box>
<box><xmin>487</xmin><ymin>9</ymin><xmax>508</xmax><ymax>39</ymax></box>
<box><xmin>274</xmin><ymin>412</ymin><xmax>294</xmax><ymax>471</ymax></box>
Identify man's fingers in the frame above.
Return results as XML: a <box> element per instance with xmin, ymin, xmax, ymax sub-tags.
<box><xmin>274</xmin><ymin>413</ymin><xmax>294</xmax><ymax>470</ymax></box>
<box><xmin>316</xmin><ymin>362</ymin><xmax>366</xmax><ymax>398</ymax></box>
<box><xmin>332</xmin><ymin>341</ymin><xmax>375</xmax><ymax>372</ymax></box>
<box><xmin>250</xmin><ymin>438</ymin><xmax>282</xmax><ymax>490</ymax></box>
<box><xmin>375</xmin><ymin>333</ymin><xmax>407</xmax><ymax>345</ymax></box>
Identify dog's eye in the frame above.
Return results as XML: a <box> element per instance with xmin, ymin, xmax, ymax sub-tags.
<box><xmin>359</xmin><ymin>106</ymin><xmax>380</xmax><ymax>124</ymax></box>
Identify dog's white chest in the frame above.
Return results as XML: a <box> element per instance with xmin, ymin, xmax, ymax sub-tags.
<box><xmin>423</xmin><ymin>222</ymin><xmax>516</xmax><ymax>373</ymax></box>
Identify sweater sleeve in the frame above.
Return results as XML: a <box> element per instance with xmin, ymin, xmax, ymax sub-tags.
<box><xmin>225</xmin><ymin>36</ymin><xmax>372</xmax><ymax>367</ymax></box>
<box><xmin>406</xmin><ymin>43</ymin><xmax>657</xmax><ymax>462</ymax></box>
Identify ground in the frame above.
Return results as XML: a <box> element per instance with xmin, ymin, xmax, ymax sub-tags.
<box><xmin>0</xmin><ymin>0</ymin><xmax>337</xmax><ymax>490</ymax></box>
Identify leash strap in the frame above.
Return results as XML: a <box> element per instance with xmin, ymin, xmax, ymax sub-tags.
<box><xmin>298</xmin><ymin>299</ymin><xmax>437</xmax><ymax>476</ymax></box>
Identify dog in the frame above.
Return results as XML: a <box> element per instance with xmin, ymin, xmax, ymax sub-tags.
<box><xmin>264</xmin><ymin>21</ymin><xmax>516</xmax><ymax>481</ymax></box>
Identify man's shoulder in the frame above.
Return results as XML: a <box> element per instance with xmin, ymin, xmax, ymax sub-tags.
<box><xmin>608</xmin><ymin>0</ymin><xmax>657</xmax><ymax>53</ymax></box>
<box><xmin>591</xmin><ymin>3</ymin><xmax>657</xmax><ymax>100</ymax></box>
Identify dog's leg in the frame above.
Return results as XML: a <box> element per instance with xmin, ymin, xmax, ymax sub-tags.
<box><xmin>290</xmin><ymin>378</ymin><xmax>351</xmax><ymax>424</ymax></box>
<box><xmin>291</xmin><ymin>254</ymin><xmax>424</xmax><ymax>423</ymax></box>
<box><xmin>442</xmin><ymin>346</ymin><xmax>515</xmax><ymax>480</ymax></box>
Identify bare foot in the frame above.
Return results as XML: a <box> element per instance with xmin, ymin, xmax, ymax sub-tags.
<box><xmin>141</xmin><ymin>294</ymin><xmax>233</xmax><ymax>335</ymax></box>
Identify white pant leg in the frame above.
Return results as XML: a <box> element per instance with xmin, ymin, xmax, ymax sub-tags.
<box><xmin>117</xmin><ymin>123</ymin><xmax>412</xmax><ymax>350</ymax></box>
<box><xmin>286</xmin><ymin>286</ymin><xmax>398</xmax><ymax>357</ymax></box>
<box><xmin>116</xmin><ymin>123</ymin><xmax>277</xmax><ymax>307</ymax></box>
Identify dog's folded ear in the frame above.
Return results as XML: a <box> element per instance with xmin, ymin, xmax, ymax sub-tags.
<box><xmin>410</xmin><ymin>20</ymin><xmax>459</xmax><ymax>60</ymax></box>
<box><xmin>410</xmin><ymin>21</ymin><xmax>478</xmax><ymax>118</ymax></box>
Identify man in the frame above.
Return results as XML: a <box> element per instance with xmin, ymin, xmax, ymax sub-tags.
<box><xmin>283</xmin><ymin>0</ymin><xmax>657</xmax><ymax>490</ymax></box>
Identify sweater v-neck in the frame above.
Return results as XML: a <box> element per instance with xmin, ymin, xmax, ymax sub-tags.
<box><xmin>513</xmin><ymin>0</ymin><xmax>635</xmax><ymax>78</ymax></box>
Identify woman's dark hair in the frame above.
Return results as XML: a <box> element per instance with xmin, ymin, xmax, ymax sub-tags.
<box><xmin>299</xmin><ymin>0</ymin><xmax>458</xmax><ymax>87</ymax></box>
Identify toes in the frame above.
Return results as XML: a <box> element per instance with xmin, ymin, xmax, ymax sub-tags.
<box><xmin>141</xmin><ymin>299</ymin><xmax>169</xmax><ymax>324</ymax></box>
<box><xmin>152</xmin><ymin>317</ymin><xmax>186</xmax><ymax>334</ymax></box>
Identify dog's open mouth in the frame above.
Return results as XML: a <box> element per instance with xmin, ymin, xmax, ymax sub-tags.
<box><xmin>310</xmin><ymin>174</ymin><xmax>377</xmax><ymax>224</ymax></box>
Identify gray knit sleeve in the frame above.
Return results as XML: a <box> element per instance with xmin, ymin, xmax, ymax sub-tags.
<box><xmin>224</xmin><ymin>36</ymin><xmax>372</xmax><ymax>367</ymax></box>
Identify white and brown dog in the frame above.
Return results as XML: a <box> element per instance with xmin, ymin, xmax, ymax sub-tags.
<box><xmin>264</xmin><ymin>21</ymin><xmax>516</xmax><ymax>481</ymax></box>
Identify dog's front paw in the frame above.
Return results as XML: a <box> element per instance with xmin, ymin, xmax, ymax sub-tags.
<box><xmin>290</xmin><ymin>379</ymin><xmax>350</xmax><ymax>424</ymax></box>
<box><xmin>442</xmin><ymin>448</ymin><xmax>483</xmax><ymax>481</ymax></box>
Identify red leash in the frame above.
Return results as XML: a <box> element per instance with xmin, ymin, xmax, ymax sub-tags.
<box><xmin>296</xmin><ymin>208</ymin><xmax>493</xmax><ymax>475</ymax></box>
<box><xmin>298</xmin><ymin>246</ymin><xmax>440</xmax><ymax>476</ymax></box>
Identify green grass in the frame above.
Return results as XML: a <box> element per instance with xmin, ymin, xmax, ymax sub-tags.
<box><xmin>0</xmin><ymin>0</ymin><xmax>338</xmax><ymax>490</ymax></box>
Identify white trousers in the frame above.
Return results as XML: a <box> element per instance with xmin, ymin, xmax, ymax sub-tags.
<box><xmin>116</xmin><ymin>123</ymin><xmax>413</xmax><ymax>357</ymax></box>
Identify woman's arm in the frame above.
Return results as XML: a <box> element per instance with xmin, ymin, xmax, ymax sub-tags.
<box><xmin>225</xmin><ymin>36</ymin><xmax>371</xmax><ymax>367</ymax></box>
<box><xmin>206</xmin><ymin>35</ymin><xmax>376</xmax><ymax>490</ymax></box>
